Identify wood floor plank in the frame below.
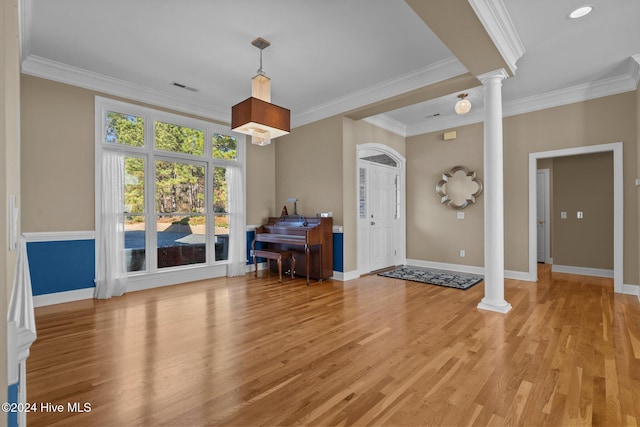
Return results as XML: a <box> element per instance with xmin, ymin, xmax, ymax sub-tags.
<box><xmin>26</xmin><ymin>265</ymin><xmax>640</xmax><ymax>426</ymax></box>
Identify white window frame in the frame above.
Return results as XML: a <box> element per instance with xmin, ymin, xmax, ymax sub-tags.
<box><xmin>95</xmin><ymin>96</ymin><xmax>246</xmax><ymax>291</ymax></box>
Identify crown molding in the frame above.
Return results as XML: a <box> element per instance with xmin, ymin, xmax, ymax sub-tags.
<box><xmin>362</xmin><ymin>115</ymin><xmax>407</xmax><ymax>137</ymax></box>
<box><xmin>21</xmin><ymin>55</ymin><xmax>231</xmax><ymax>124</ymax></box>
<box><xmin>293</xmin><ymin>56</ymin><xmax>468</xmax><ymax>128</ymax></box>
<box><xmin>467</xmin><ymin>0</ymin><xmax>525</xmax><ymax>75</ymax></box>
<box><xmin>629</xmin><ymin>54</ymin><xmax>640</xmax><ymax>86</ymax></box>
<box><xmin>405</xmin><ymin>66</ymin><xmax>639</xmax><ymax>136</ymax></box>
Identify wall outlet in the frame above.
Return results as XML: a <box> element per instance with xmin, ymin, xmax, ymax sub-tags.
<box><xmin>456</xmin><ymin>212</ymin><xmax>465</xmax><ymax>220</ymax></box>
<box><xmin>459</xmin><ymin>249</ymin><xmax>465</xmax><ymax>257</ymax></box>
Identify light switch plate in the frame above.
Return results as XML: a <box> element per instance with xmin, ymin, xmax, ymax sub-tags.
<box><xmin>561</xmin><ymin>211</ymin><xmax>567</xmax><ymax>219</ymax></box>
<box><xmin>577</xmin><ymin>211</ymin><xmax>584</xmax><ymax>219</ymax></box>
<box><xmin>457</xmin><ymin>212</ymin><xmax>465</xmax><ymax>220</ymax></box>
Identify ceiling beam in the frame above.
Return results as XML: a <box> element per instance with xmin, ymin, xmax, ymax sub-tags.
<box><xmin>345</xmin><ymin>73</ymin><xmax>478</xmax><ymax>121</ymax></box>
<box><xmin>405</xmin><ymin>0</ymin><xmax>512</xmax><ymax>78</ymax></box>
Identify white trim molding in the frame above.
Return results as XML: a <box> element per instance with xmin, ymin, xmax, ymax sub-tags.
<box><xmin>468</xmin><ymin>0</ymin><xmax>525</xmax><ymax>75</ymax></box>
<box><xmin>362</xmin><ymin>115</ymin><xmax>407</xmax><ymax>138</ymax></box>
<box><xmin>621</xmin><ymin>284</ymin><xmax>640</xmax><ymax>300</ymax></box>
<box><xmin>33</xmin><ymin>288</ymin><xmax>95</xmax><ymax>308</ymax></box>
<box><xmin>551</xmin><ymin>265</ymin><xmax>614</xmax><ymax>278</ymax></box>
<box><xmin>23</xmin><ymin>230</ymin><xmax>95</xmax><ymax>242</ymax></box>
<box><xmin>332</xmin><ymin>270</ymin><xmax>360</xmax><ymax>282</ymax></box>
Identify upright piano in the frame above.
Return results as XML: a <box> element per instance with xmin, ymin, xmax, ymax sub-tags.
<box><xmin>253</xmin><ymin>215</ymin><xmax>333</xmax><ymax>283</ymax></box>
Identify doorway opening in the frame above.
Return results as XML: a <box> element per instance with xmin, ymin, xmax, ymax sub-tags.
<box><xmin>528</xmin><ymin>142</ymin><xmax>623</xmax><ymax>292</ymax></box>
<box><xmin>356</xmin><ymin>144</ymin><xmax>406</xmax><ymax>275</ymax></box>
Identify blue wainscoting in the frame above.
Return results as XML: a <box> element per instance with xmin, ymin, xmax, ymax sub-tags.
<box><xmin>333</xmin><ymin>232</ymin><xmax>344</xmax><ymax>273</ymax></box>
<box><xmin>7</xmin><ymin>382</ymin><xmax>18</xmax><ymax>427</ymax></box>
<box><xmin>26</xmin><ymin>239</ymin><xmax>95</xmax><ymax>296</ymax></box>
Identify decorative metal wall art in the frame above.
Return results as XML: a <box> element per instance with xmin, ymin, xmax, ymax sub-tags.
<box><xmin>436</xmin><ymin>165</ymin><xmax>483</xmax><ymax>210</ymax></box>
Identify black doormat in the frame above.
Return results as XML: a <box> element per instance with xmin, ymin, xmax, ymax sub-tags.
<box><xmin>378</xmin><ymin>265</ymin><xmax>483</xmax><ymax>290</ymax></box>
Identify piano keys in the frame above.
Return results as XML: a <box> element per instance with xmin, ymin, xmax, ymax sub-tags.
<box><xmin>253</xmin><ymin>216</ymin><xmax>333</xmax><ymax>284</ymax></box>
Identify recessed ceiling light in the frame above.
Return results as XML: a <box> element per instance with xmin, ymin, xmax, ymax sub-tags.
<box><xmin>567</xmin><ymin>5</ymin><xmax>593</xmax><ymax>19</ymax></box>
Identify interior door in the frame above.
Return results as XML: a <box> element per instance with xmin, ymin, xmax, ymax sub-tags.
<box><xmin>536</xmin><ymin>170</ymin><xmax>547</xmax><ymax>263</ymax></box>
<box><xmin>369</xmin><ymin>162</ymin><xmax>398</xmax><ymax>271</ymax></box>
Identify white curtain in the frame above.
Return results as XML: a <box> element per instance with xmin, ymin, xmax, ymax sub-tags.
<box><xmin>226</xmin><ymin>166</ymin><xmax>246</xmax><ymax>276</ymax></box>
<box><xmin>95</xmin><ymin>150</ymin><xmax>127</xmax><ymax>299</ymax></box>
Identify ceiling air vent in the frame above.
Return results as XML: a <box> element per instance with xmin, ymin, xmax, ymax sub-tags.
<box><xmin>171</xmin><ymin>82</ymin><xmax>198</xmax><ymax>92</ymax></box>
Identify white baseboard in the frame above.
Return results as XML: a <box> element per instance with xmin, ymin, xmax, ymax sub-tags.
<box><xmin>622</xmin><ymin>284</ymin><xmax>640</xmax><ymax>300</ymax></box>
<box><xmin>551</xmin><ymin>264</ymin><xmax>614</xmax><ymax>278</ymax></box>
<box><xmin>33</xmin><ymin>288</ymin><xmax>95</xmax><ymax>307</ymax></box>
<box><xmin>331</xmin><ymin>270</ymin><xmax>360</xmax><ymax>282</ymax></box>
<box><xmin>405</xmin><ymin>259</ymin><xmax>534</xmax><ymax>282</ymax></box>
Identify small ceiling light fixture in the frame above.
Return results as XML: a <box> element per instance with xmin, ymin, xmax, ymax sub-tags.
<box><xmin>567</xmin><ymin>5</ymin><xmax>593</xmax><ymax>19</ymax></box>
<box><xmin>454</xmin><ymin>93</ymin><xmax>471</xmax><ymax>115</ymax></box>
<box><xmin>231</xmin><ymin>37</ymin><xmax>290</xmax><ymax>146</ymax></box>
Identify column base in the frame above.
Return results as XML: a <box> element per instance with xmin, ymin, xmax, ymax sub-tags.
<box><xmin>477</xmin><ymin>298</ymin><xmax>512</xmax><ymax>314</ymax></box>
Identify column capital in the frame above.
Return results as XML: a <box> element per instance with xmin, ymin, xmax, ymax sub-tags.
<box><xmin>477</xmin><ymin>68</ymin><xmax>509</xmax><ymax>84</ymax></box>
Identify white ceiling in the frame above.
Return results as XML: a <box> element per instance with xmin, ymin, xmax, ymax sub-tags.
<box><xmin>21</xmin><ymin>0</ymin><xmax>640</xmax><ymax>137</ymax></box>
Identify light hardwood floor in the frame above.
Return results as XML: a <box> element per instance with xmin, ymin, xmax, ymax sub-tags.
<box><xmin>27</xmin><ymin>265</ymin><xmax>640</xmax><ymax>426</ymax></box>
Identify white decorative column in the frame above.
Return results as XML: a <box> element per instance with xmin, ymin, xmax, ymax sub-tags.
<box><xmin>477</xmin><ymin>69</ymin><xmax>512</xmax><ymax>314</ymax></box>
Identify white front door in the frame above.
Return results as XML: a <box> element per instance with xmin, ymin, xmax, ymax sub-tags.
<box><xmin>369</xmin><ymin>162</ymin><xmax>399</xmax><ymax>271</ymax></box>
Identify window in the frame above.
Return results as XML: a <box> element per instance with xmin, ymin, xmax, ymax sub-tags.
<box><xmin>97</xmin><ymin>98</ymin><xmax>244</xmax><ymax>279</ymax></box>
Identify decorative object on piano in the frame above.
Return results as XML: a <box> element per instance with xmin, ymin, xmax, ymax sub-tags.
<box><xmin>287</xmin><ymin>197</ymin><xmax>298</xmax><ymax>215</ymax></box>
<box><xmin>231</xmin><ymin>37</ymin><xmax>290</xmax><ymax>147</ymax></box>
<box><xmin>436</xmin><ymin>165</ymin><xmax>483</xmax><ymax>210</ymax></box>
<box><xmin>281</xmin><ymin>205</ymin><xmax>289</xmax><ymax>216</ymax></box>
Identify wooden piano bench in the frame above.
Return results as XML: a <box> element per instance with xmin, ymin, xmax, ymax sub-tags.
<box><xmin>253</xmin><ymin>249</ymin><xmax>296</xmax><ymax>283</ymax></box>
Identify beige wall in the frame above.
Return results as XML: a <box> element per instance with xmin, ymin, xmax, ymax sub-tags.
<box><xmin>275</xmin><ymin>116</ymin><xmax>343</xmax><ymax>223</ymax></box>
<box><xmin>407</xmin><ymin>123</ymin><xmax>485</xmax><ymax>266</ymax></box>
<box><xmin>20</xmin><ymin>75</ymin><xmax>274</xmax><ymax>232</ymax></box>
<box><xmin>553</xmin><ymin>152</ymin><xmax>613</xmax><ymax>269</ymax></box>
<box><xmin>1</xmin><ymin>0</ymin><xmax>21</xmax><ymax>418</ymax></box>
<box><xmin>21</xmin><ymin>76</ymin><xmax>96</xmax><ymax>231</ymax></box>
<box><xmin>246</xmin><ymin>142</ymin><xmax>276</xmax><ymax>225</ymax></box>
<box><xmin>407</xmin><ymin>92</ymin><xmax>638</xmax><ymax>284</ymax></box>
